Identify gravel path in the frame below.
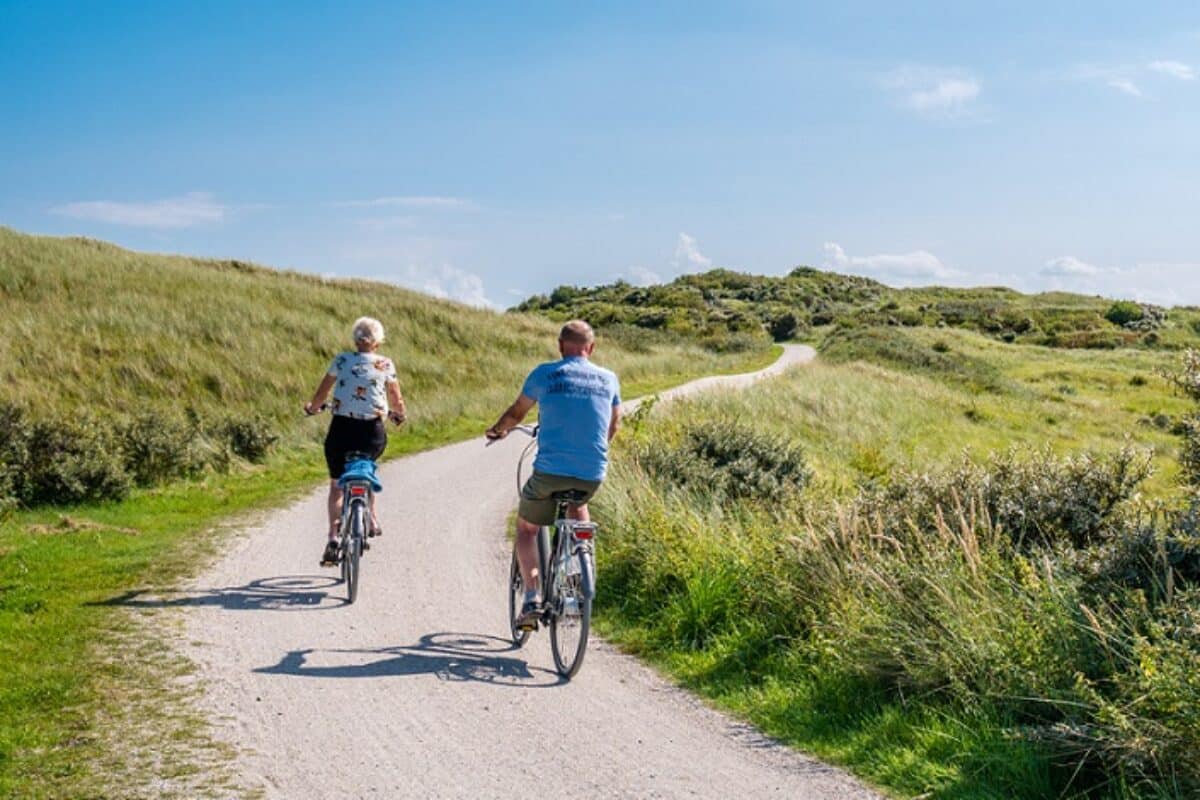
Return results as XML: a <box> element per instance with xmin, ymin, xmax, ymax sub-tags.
<box><xmin>178</xmin><ymin>344</ymin><xmax>880</xmax><ymax>798</ymax></box>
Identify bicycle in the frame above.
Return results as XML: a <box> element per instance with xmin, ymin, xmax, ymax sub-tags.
<box><xmin>335</xmin><ymin>450</ymin><xmax>380</xmax><ymax>604</ymax></box>
<box><xmin>303</xmin><ymin>403</ymin><xmax>383</xmax><ymax>605</ymax></box>
<box><xmin>502</xmin><ymin>424</ymin><xmax>597</xmax><ymax>678</ymax></box>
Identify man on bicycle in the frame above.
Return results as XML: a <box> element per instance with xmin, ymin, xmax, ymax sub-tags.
<box><xmin>485</xmin><ymin>320</ymin><xmax>621</xmax><ymax>628</ymax></box>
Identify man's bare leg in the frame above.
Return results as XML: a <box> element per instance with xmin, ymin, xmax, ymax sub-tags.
<box><xmin>516</xmin><ymin>516</ymin><xmax>541</xmax><ymax>593</ymax></box>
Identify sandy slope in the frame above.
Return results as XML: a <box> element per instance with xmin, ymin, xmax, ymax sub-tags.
<box><xmin>177</xmin><ymin>344</ymin><xmax>878</xmax><ymax>798</ymax></box>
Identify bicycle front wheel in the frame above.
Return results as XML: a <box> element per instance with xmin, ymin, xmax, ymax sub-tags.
<box><xmin>550</xmin><ymin>553</ymin><xmax>592</xmax><ymax>678</ymax></box>
<box><xmin>507</xmin><ymin>546</ymin><xmax>531</xmax><ymax>647</ymax></box>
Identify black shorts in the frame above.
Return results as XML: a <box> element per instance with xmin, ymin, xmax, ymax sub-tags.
<box><xmin>324</xmin><ymin>415</ymin><xmax>387</xmax><ymax>479</ymax></box>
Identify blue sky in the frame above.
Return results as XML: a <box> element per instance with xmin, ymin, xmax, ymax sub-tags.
<box><xmin>2</xmin><ymin>1</ymin><xmax>1198</xmax><ymax>306</ymax></box>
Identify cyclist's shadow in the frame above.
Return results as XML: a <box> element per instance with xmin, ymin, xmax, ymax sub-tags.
<box><xmin>92</xmin><ymin>575</ymin><xmax>345</xmax><ymax>612</ymax></box>
<box><xmin>255</xmin><ymin>632</ymin><xmax>567</xmax><ymax>688</ymax></box>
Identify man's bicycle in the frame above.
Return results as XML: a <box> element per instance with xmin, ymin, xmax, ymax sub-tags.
<box><xmin>504</xmin><ymin>424</ymin><xmax>597</xmax><ymax>678</ymax></box>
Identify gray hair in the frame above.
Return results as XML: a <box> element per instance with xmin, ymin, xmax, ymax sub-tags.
<box><xmin>352</xmin><ymin>317</ymin><xmax>385</xmax><ymax>346</ymax></box>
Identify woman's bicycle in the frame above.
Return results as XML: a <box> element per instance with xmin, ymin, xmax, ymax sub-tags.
<box><xmin>335</xmin><ymin>451</ymin><xmax>380</xmax><ymax>604</ymax></box>
<box><xmin>304</xmin><ymin>404</ymin><xmax>382</xmax><ymax>605</ymax></box>
<box><xmin>503</xmin><ymin>424</ymin><xmax>597</xmax><ymax>678</ymax></box>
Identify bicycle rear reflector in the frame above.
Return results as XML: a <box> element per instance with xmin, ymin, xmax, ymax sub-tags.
<box><xmin>574</xmin><ymin>527</ymin><xmax>594</xmax><ymax>540</ymax></box>
<box><xmin>349</xmin><ymin>486</ymin><xmax>367</xmax><ymax>497</ymax></box>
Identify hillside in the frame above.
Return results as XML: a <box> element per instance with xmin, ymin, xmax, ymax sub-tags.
<box><xmin>517</xmin><ymin>267</ymin><xmax>1196</xmax><ymax>351</ymax></box>
<box><xmin>0</xmin><ymin>227</ymin><xmax>764</xmax><ymax>430</ymax></box>
<box><xmin>0</xmin><ymin>227</ymin><xmax>770</xmax><ymax>510</ymax></box>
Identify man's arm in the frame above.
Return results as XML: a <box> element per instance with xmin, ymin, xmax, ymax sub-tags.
<box><xmin>486</xmin><ymin>394</ymin><xmax>535</xmax><ymax>439</ymax></box>
<box><xmin>608</xmin><ymin>403</ymin><xmax>621</xmax><ymax>442</ymax></box>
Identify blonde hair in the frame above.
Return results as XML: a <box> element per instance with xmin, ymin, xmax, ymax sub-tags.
<box><xmin>352</xmin><ymin>317</ymin><xmax>385</xmax><ymax>347</ymax></box>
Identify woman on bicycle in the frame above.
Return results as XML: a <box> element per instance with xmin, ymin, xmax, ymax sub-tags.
<box><xmin>304</xmin><ymin>317</ymin><xmax>406</xmax><ymax>565</ymax></box>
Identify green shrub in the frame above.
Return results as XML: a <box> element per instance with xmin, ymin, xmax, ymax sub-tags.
<box><xmin>0</xmin><ymin>402</ymin><xmax>279</xmax><ymax>509</ymax></box>
<box><xmin>697</xmin><ymin>331</ymin><xmax>767</xmax><ymax>354</ymax></box>
<box><xmin>0</xmin><ymin>403</ymin><xmax>30</xmax><ymax>516</ymax></box>
<box><xmin>768</xmin><ymin>311</ymin><xmax>800</xmax><ymax>342</ymax></box>
<box><xmin>1106</xmin><ymin>300</ymin><xmax>1145</xmax><ymax>327</ymax></box>
<box><xmin>24</xmin><ymin>416</ymin><xmax>132</xmax><ymax>505</ymax></box>
<box><xmin>214</xmin><ymin>416</ymin><xmax>278</xmax><ymax>463</ymax></box>
<box><xmin>118</xmin><ymin>412</ymin><xmax>209</xmax><ymax>486</ymax></box>
<box><xmin>638</xmin><ymin>420</ymin><xmax>811</xmax><ymax>503</ymax></box>
<box><xmin>1179</xmin><ymin>414</ymin><xmax>1200</xmax><ymax>488</ymax></box>
<box><xmin>858</xmin><ymin>446</ymin><xmax>1153</xmax><ymax>550</ymax></box>
<box><xmin>1090</xmin><ymin>510</ymin><xmax>1200</xmax><ymax>604</ymax></box>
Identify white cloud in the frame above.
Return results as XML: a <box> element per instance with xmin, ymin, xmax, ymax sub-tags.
<box><xmin>1107</xmin><ymin>78</ymin><xmax>1143</xmax><ymax>97</ymax></box>
<box><xmin>823</xmin><ymin>241</ymin><xmax>961</xmax><ymax>285</ymax></box>
<box><xmin>1148</xmin><ymin>60</ymin><xmax>1196</xmax><ymax>80</ymax></box>
<box><xmin>51</xmin><ymin>192</ymin><xmax>226</xmax><ymax>228</ymax></box>
<box><xmin>1117</xmin><ymin>262</ymin><xmax>1200</xmax><ymax>305</ymax></box>
<box><xmin>673</xmin><ymin>232</ymin><xmax>713</xmax><ymax>272</ymax></box>
<box><xmin>1042</xmin><ymin>255</ymin><xmax>1104</xmax><ymax>277</ymax></box>
<box><xmin>627</xmin><ymin>266</ymin><xmax>664</xmax><ymax>286</ymax></box>
<box><xmin>396</xmin><ymin>264</ymin><xmax>495</xmax><ymax>309</ymax></box>
<box><xmin>355</xmin><ymin>215</ymin><xmax>418</xmax><ymax>231</ymax></box>
<box><xmin>334</xmin><ymin>196</ymin><xmax>469</xmax><ymax>210</ymax></box>
<box><xmin>881</xmin><ymin>67</ymin><xmax>981</xmax><ymax>117</ymax></box>
<box><xmin>613</xmin><ymin>233</ymin><xmax>712</xmax><ymax>287</ymax></box>
<box><xmin>1034</xmin><ymin>258</ymin><xmax>1199</xmax><ymax>305</ymax></box>
<box><xmin>1075</xmin><ymin>60</ymin><xmax>1196</xmax><ymax>97</ymax></box>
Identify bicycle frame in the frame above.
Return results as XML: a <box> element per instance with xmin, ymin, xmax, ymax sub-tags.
<box><xmin>541</xmin><ymin>501</ymin><xmax>597</xmax><ymax>614</ymax></box>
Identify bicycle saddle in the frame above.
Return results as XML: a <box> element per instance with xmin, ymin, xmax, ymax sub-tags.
<box><xmin>550</xmin><ymin>489</ymin><xmax>591</xmax><ymax>504</ymax></box>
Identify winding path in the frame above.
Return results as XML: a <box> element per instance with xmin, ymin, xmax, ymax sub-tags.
<box><xmin>177</xmin><ymin>344</ymin><xmax>878</xmax><ymax>798</ymax></box>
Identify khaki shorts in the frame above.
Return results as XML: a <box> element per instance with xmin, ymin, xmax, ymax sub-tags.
<box><xmin>519</xmin><ymin>471</ymin><xmax>602</xmax><ymax>526</ymax></box>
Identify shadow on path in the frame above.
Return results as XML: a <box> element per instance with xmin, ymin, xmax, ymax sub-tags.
<box><xmin>255</xmin><ymin>632</ymin><xmax>566</xmax><ymax>687</ymax></box>
<box><xmin>91</xmin><ymin>575</ymin><xmax>346</xmax><ymax>612</ymax></box>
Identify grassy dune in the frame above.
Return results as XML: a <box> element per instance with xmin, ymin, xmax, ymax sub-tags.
<box><xmin>0</xmin><ymin>227</ymin><xmax>774</xmax><ymax>797</ymax></box>
<box><xmin>0</xmin><ymin>227</ymin><xmax>754</xmax><ymax>431</ymax></box>
<box><xmin>594</xmin><ymin>328</ymin><xmax>1197</xmax><ymax>799</ymax></box>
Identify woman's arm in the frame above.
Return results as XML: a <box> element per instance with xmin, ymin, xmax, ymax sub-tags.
<box><xmin>304</xmin><ymin>374</ymin><xmax>336</xmax><ymax>415</ymax></box>
<box><xmin>386</xmin><ymin>381</ymin><xmax>407</xmax><ymax>425</ymax></box>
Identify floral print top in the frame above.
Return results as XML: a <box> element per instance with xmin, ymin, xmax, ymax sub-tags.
<box><xmin>327</xmin><ymin>351</ymin><xmax>399</xmax><ymax>420</ymax></box>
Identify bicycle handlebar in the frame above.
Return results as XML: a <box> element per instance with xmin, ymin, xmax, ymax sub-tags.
<box><xmin>484</xmin><ymin>422</ymin><xmax>538</xmax><ymax>447</ymax></box>
<box><xmin>304</xmin><ymin>403</ymin><xmax>405</xmax><ymax>426</ymax></box>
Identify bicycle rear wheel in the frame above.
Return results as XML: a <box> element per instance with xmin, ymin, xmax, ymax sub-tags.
<box><xmin>345</xmin><ymin>504</ymin><xmax>364</xmax><ymax>604</ymax></box>
<box><xmin>550</xmin><ymin>552</ymin><xmax>592</xmax><ymax>678</ymax></box>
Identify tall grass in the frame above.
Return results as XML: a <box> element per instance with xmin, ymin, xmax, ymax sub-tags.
<box><xmin>592</xmin><ymin>332</ymin><xmax>1199</xmax><ymax>798</ymax></box>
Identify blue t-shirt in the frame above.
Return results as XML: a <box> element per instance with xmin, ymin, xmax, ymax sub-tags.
<box><xmin>521</xmin><ymin>357</ymin><xmax>621</xmax><ymax>482</ymax></box>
